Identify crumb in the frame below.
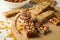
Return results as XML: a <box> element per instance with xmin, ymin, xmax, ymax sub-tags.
<box><xmin>4</xmin><ymin>38</ymin><xmax>6</xmax><ymax>40</ymax></box>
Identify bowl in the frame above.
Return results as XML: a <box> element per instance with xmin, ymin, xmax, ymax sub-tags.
<box><xmin>0</xmin><ymin>0</ymin><xmax>30</xmax><ymax>9</ymax></box>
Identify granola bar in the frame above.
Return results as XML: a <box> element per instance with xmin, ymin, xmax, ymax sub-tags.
<box><xmin>36</xmin><ymin>11</ymin><xmax>54</xmax><ymax>23</ymax></box>
<box><xmin>30</xmin><ymin>0</ymin><xmax>57</xmax><ymax>6</ymax></box>
<box><xmin>30</xmin><ymin>1</ymin><xmax>51</xmax><ymax>15</ymax></box>
<box><xmin>30</xmin><ymin>1</ymin><xmax>51</xmax><ymax>19</ymax></box>
<box><xmin>3</xmin><ymin>8</ymin><xmax>25</xmax><ymax>18</ymax></box>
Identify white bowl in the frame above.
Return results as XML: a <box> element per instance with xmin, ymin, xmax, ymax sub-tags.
<box><xmin>0</xmin><ymin>0</ymin><xmax>30</xmax><ymax>9</ymax></box>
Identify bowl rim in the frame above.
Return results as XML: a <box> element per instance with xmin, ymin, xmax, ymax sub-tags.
<box><xmin>3</xmin><ymin>0</ymin><xmax>30</xmax><ymax>4</ymax></box>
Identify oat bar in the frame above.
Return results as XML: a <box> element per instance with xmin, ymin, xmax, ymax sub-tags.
<box><xmin>36</xmin><ymin>11</ymin><xmax>54</xmax><ymax>23</ymax></box>
<box><xmin>30</xmin><ymin>1</ymin><xmax>50</xmax><ymax>15</ymax></box>
<box><xmin>30</xmin><ymin>0</ymin><xmax>44</xmax><ymax>4</ymax></box>
<box><xmin>30</xmin><ymin>2</ymin><xmax>50</xmax><ymax>18</ymax></box>
<box><xmin>3</xmin><ymin>8</ymin><xmax>25</xmax><ymax>18</ymax></box>
<box><xmin>30</xmin><ymin>0</ymin><xmax>57</xmax><ymax>6</ymax></box>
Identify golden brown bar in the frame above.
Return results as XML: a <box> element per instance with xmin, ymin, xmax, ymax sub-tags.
<box><xmin>3</xmin><ymin>8</ymin><xmax>25</xmax><ymax>18</ymax></box>
<box><xmin>30</xmin><ymin>0</ymin><xmax>57</xmax><ymax>6</ymax></box>
<box><xmin>30</xmin><ymin>1</ymin><xmax>51</xmax><ymax>19</ymax></box>
<box><xmin>30</xmin><ymin>1</ymin><xmax>50</xmax><ymax>15</ymax></box>
<box><xmin>36</xmin><ymin>11</ymin><xmax>54</xmax><ymax>23</ymax></box>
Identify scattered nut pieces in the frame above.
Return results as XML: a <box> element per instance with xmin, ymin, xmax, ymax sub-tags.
<box><xmin>39</xmin><ymin>26</ymin><xmax>49</xmax><ymax>35</ymax></box>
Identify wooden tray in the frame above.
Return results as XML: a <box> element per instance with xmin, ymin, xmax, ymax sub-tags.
<box><xmin>11</xmin><ymin>7</ymin><xmax>60</xmax><ymax>40</ymax></box>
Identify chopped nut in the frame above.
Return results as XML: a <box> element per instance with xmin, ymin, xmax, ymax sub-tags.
<box><xmin>49</xmin><ymin>17</ymin><xmax>60</xmax><ymax>25</ymax></box>
<box><xmin>37</xmin><ymin>26</ymin><xmax>49</xmax><ymax>35</ymax></box>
